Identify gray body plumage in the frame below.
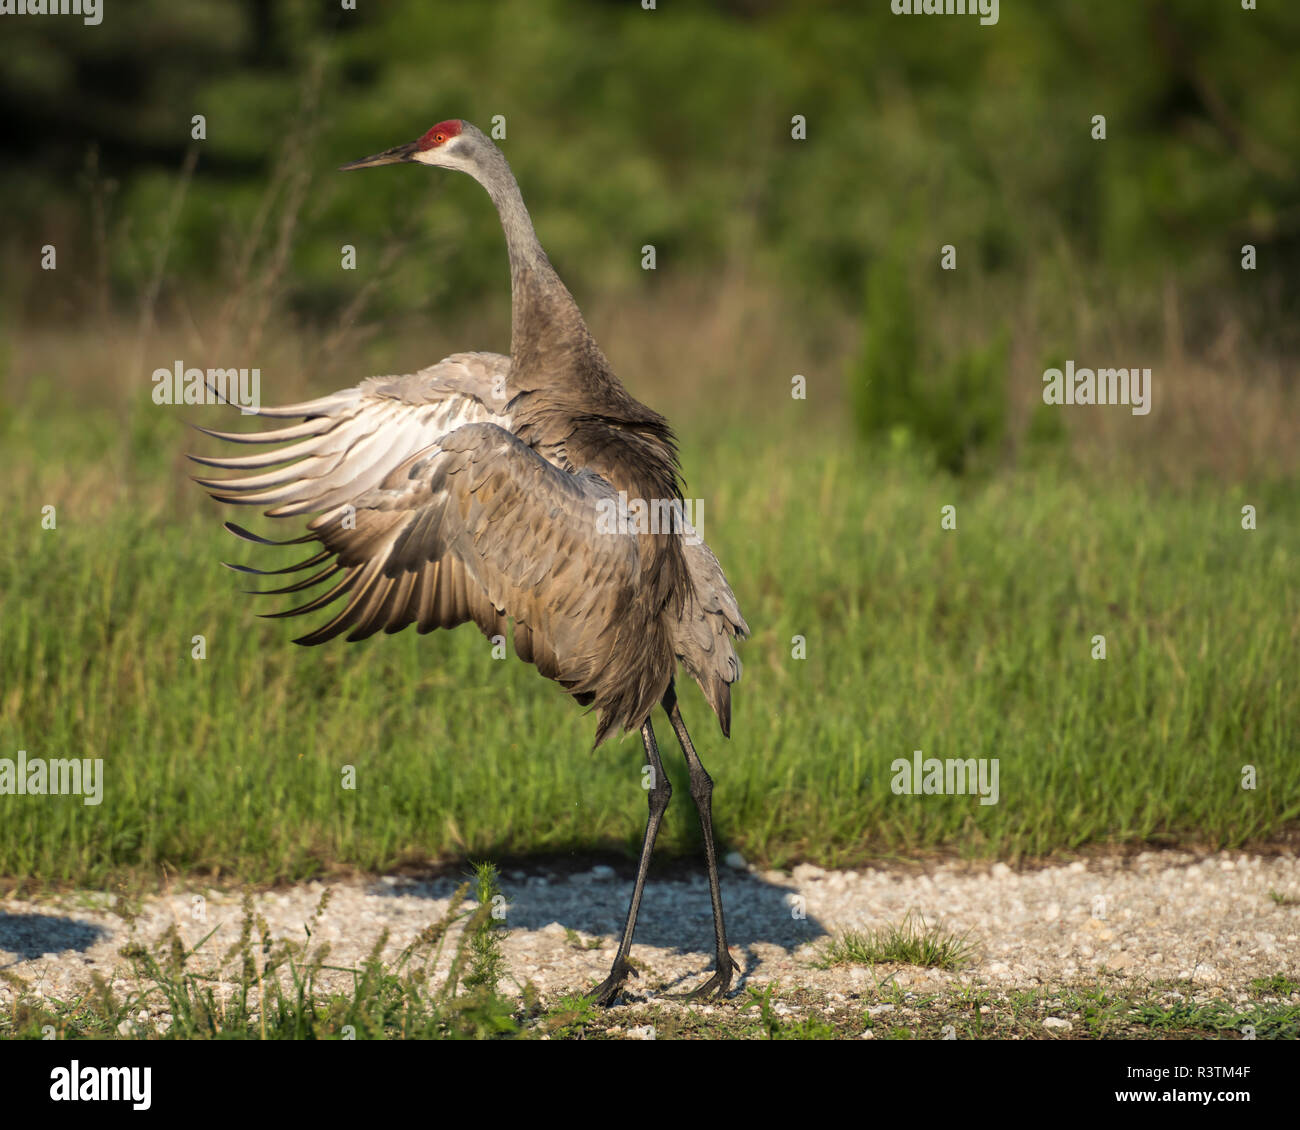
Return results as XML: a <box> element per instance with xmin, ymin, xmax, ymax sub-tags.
<box><xmin>193</xmin><ymin>122</ymin><xmax>747</xmax><ymax>746</ymax></box>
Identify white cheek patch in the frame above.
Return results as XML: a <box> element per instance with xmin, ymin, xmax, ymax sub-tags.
<box><xmin>413</xmin><ymin>139</ymin><xmax>460</xmax><ymax>164</ymax></box>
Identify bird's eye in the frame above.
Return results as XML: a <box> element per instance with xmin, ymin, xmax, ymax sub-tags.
<box><xmin>434</xmin><ymin>133</ymin><xmax>446</xmax><ymax>145</ymax></box>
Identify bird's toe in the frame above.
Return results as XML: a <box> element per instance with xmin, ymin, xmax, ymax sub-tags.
<box><xmin>682</xmin><ymin>956</ymin><xmax>737</xmax><ymax>1001</ymax></box>
<box><xmin>588</xmin><ymin>960</ymin><xmax>637</xmax><ymax>1007</ymax></box>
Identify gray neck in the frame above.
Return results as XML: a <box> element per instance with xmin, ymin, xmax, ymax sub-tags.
<box><xmin>478</xmin><ymin>152</ymin><xmax>592</xmax><ymax>374</ymax></box>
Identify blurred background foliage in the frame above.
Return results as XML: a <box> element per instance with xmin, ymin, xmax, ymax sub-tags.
<box><xmin>2</xmin><ymin>1</ymin><xmax>1297</xmax><ymax>474</ymax></box>
<box><xmin>5</xmin><ymin>0</ymin><xmax>1298</xmax><ymax>305</ymax></box>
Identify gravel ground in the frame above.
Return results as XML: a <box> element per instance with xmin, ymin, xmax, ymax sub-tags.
<box><xmin>2</xmin><ymin>850</ymin><xmax>1297</xmax><ymax>1018</ymax></box>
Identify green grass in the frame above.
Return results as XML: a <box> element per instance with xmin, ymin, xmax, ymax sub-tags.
<box><xmin>1248</xmin><ymin>974</ymin><xmax>1300</xmax><ymax>999</ymax></box>
<box><xmin>2</xmin><ymin>400</ymin><xmax>1298</xmax><ymax>889</ymax></box>
<box><xmin>2</xmin><ymin>865</ymin><xmax>524</xmax><ymax>1040</ymax></box>
<box><xmin>815</xmin><ymin>914</ymin><xmax>975</xmax><ymax>971</ymax></box>
<box><xmin>618</xmin><ymin>981</ymin><xmax>1300</xmax><ymax>1040</ymax></box>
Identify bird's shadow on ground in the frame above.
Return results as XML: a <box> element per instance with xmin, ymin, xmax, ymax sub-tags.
<box><xmin>0</xmin><ymin>912</ymin><xmax>108</xmax><ymax>967</ymax></box>
<box><xmin>371</xmin><ymin>861</ymin><xmax>832</xmax><ymax>990</ymax></box>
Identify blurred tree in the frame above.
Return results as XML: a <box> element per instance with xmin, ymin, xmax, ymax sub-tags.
<box><xmin>0</xmin><ymin>0</ymin><xmax>1295</xmax><ymax>337</ymax></box>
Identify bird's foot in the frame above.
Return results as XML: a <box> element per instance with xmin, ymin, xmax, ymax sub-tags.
<box><xmin>588</xmin><ymin>959</ymin><xmax>638</xmax><ymax>1007</ymax></box>
<box><xmin>681</xmin><ymin>953</ymin><xmax>737</xmax><ymax>1001</ymax></box>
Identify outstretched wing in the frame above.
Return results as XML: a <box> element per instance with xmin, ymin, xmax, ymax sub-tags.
<box><xmin>191</xmin><ymin>351</ymin><xmax>649</xmax><ymax>740</ymax></box>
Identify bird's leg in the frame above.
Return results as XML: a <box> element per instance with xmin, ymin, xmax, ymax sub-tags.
<box><xmin>663</xmin><ymin>684</ymin><xmax>736</xmax><ymax>1000</ymax></box>
<box><xmin>588</xmin><ymin>718</ymin><xmax>671</xmax><ymax>1007</ymax></box>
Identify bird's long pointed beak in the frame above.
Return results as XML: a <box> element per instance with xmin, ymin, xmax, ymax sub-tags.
<box><xmin>338</xmin><ymin>141</ymin><xmax>419</xmax><ymax>171</ymax></box>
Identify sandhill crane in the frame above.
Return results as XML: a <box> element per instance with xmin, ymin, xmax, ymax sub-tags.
<box><xmin>190</xmin><ymin>119</ymin><xmax>748</xmax><ymax>1005</ymax></box>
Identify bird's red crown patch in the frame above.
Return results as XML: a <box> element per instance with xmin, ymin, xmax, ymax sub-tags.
<box><xmin>417</xmin><ymin>120</ymin><xmax>462</xmax><ymax>150</ymax></box>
